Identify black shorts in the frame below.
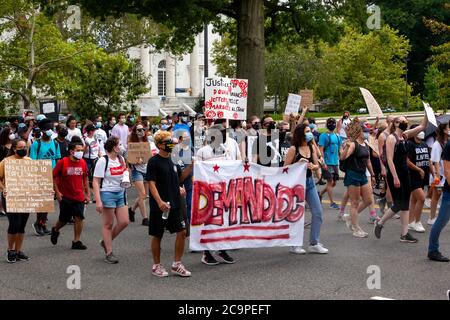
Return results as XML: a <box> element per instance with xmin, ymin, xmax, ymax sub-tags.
<box><xmin>59</xmin><ymin>199</ymin><xmax>85</xmax><ymax>223</ymax></box>
<box><xmin>149</xmin><ymin>208</ymin><xmax>186</xmax><ymax>238</ymax></box>
<box><xmin>323</xmin><ymin>165</ymin><xmax>339</xmax><ymax>182</ymax></box>
<box><xmin>410</xmin><ymin>178</ymin><xmax>427</xmax><ymax>192</ymax></box>
<box><xmin>387</xmin><ymin>171</ymin><xmax>410</xmax><ymax>212</ymax></box>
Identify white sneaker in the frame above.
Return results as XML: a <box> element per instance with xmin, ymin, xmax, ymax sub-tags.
<box><xmin>414</xmin><ymin>222</ymin><xmax>426</xmax><ymax>233</ymax></box>
<box><xmin>290</xmin><ymin>246</ymin><xmax>306</xmax><ymax>254</ymax></box>
<box><xmin>308</xmin><ymin>243</ymin><xmax>329</xmax><ymax>254</ymax></box>
<box><xmin>353</xmin><ymin>229</ymin><xmax>368</xmax><ymax>238</ymax></box>
<box><xmin>408</xmin><ymin>222</ymin><xmax>417</xmax><ymax>231</ymax></box>
<box><xmin>394</xmin><ymin>214</ymin><xmax>401</xmax><ymax>219</ymax></box>
<box><xmin>424</xmin><ymin>198</ymin><xmax>431</xmax><ymax>208</ymax></box>
<box><xmin>427</xmin><ymin>218</ymin><xmax>437</xmax><ymax>226</ymax></box>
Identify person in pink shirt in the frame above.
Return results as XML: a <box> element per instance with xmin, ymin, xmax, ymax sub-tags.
<box><xmin>111</xmin><ymin>113</ymin><xmax>129</xmax><ymax>150</ymax></box>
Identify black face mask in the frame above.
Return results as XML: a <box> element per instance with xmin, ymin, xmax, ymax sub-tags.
<box><xmin>398</xmin><ymin>122</ymin><xmax>408</xmax><ymax>131</ymax></box>
<box><xmin>279</xmin><ymin>130</ymin><xmax>287</xmax><ymax>143</ymax></box>
<box><xmin>252</xmin><ymin>123</ymin><xmax>261</xmax><ymax>130</ymax></box>
<box><xmin>59</xmin><ymin>128</ymin><xmax>68</xmax><ymax>138</ymax></box>
<box><xmin>343</xmin><ymin>115</ymin><xmax>349</xmax><ymax>120</ymax></box>
<box><xmin>16</xmin><ymin>149</ymin><xmax>27</xmax><ymax>157</ymax></box>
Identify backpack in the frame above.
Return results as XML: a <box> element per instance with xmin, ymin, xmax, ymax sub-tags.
<box><xmin>98</xmin><ymin>154</ymin><xmax>126</xmax><ymax>189</ymax></box>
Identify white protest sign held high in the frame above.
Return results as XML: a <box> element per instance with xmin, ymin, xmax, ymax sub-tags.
<box><xmin>204</xmin><ymin>77</ymin><xmax>248</xmax><ymax>120</ymax></box>
<box><xmin>360</xmin><ymin>87</ymin><xmax>383</xmax><ymax>117</ymax></box>
<box><xmin>284</xmin><ymin>94</ymin><xmax>302</xmax><ymax>115</ymax></box>
<box><xmin>423</xmin><ymin>101</ymin><xmax>437</xmax><ymax>127</ymax></box>
<box><xmin>190</xmin><ymin>160</ymin><xmax>306</xmax><ymax>251</ymax></box>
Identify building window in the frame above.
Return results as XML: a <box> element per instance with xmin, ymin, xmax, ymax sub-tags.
<box><xmin>158</xmin><ymin>60</ymin><xmax>166</xmax><ymax>96</ymax></box>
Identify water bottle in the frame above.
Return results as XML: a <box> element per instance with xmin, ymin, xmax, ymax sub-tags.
<box><xmin>162</xmin><ymin>202</ymin><xmax>170</xmax><ymax>220</ymax></box>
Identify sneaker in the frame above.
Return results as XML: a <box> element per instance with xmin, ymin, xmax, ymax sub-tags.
<box><xmin>424</xmin><ymin>198</ymin><xmax>431</xmax><ymax>209</ymax></box>
<box><xmin>414</xmin><ymin>222</ymin><xmax>426</xmax><ymax>233</ymax></box>
<box><xmin>217</xmin><ymin>250</ymin><xmax>235</xmax><ymax>264</ymax></box>
<box><xmin>290</xmin><ymin>246</ymin><xmax>306</xmax><ymax>254</ymax></box>
<box><xmin>428</xmin><ymin>251</ymin><xmax>450</xmax><ymax>262</ymax></box>
<box><xmin>32</xmin><ymin>223</ymin><xmax>44</xmax><ymax>236</ymax></box>
<box><xmin>201</xmin><ymin>251</ymin><xmax>220</xmax><ymax>266</ymax></box>
<box><xmin>393</xmin><ymin>214</ymin><xmax>401</xmax><ymax>219</ymax></box>
<box><xmin>329</xmin><ymin>203</ymin><xmax>340</xmax><ymax>210</ymax></box>
<box><xmin>50</xmin><ymin>227</ymin><xmax>60</xmax><ymax>245</ymax></box>
<box><xmin>128</xmin><ymin>207</ymin><xmax>135</xmax><ymax>222</ymax></box>
<box><xmin>308</xmin><ymin>243</ymin><xmax>329</xmax><ymax>254</ymax></box>
<box><xmin>142</xmin><ymin>218</ymin><xmax>149</xmax><ymax>226</ymax></box>
<box><xmin>41</xmin><ymin>225</ymin><xmax>51</xmax><ymax>235</ymax></box>
<box><xmin>6</xmin><ymin>250</ymin><xmax>16</xmax><ymax>263</ymax></box>
<box><xmin>171</xmin><ymin>262</ymin><xmax>191</xmax><ymax>277</ymax></box>
<box><xmin>353</xmin><ymin>229</ymin><xmax>369</xmax><ymax>238</ymax></box>
<box><xmin>427</xmin><ymin>218</ymin><xmax>436</xmax><ymax>226</ymax></box>
<box><xmin>152</xmin><ymin>264</ymin><xmax>169</xmax><ymax>277</ymax></box>
<box><xmin>72</xmin><ymin>241</ymin><xmax>87</xmax><ymax>250</ymax></box>
<box><xmin>374</xmin><ymin>220</ymin><xmax>383</xmax><ymax>239</ymax></box>
<box><xmin>408</xmin><ymin>222</ymin><xmax>416</xmax><ymax>231</ymax></box>
<box><xmin>99</xmin><ymin>240</ymin><xmax>106</xmax><ymax>253</ymax></box>
<box><xmin>104</xmin><ymin>253</ymin><xmax>119</xmax><ymax>264</ymax></box>
<box><xmin>16</xmin><ymin>251</ymin><xmax>29</xmax><ymax>261</ymax></box>
<box><xmin>400</xmin><ymin>233</ymin><xmax>418</xmax><ymax>243</ymax></box>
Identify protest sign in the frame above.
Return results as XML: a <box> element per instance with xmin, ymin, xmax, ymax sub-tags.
<box><xmin>299</xmin><ymin>90</ymin><xmax>314</xmax><ymax>108</ymax></box>
<box><xmin>360</xmin><ymin>88</ymin><xmax>383</xmax><ymax>117</ymax></box>
<box><xmin>284</xmin><ymin>94</ymin><xmax>302</xmax><ymax>116</ymax></box>
<box><xmin>39</xmin><ymin>100</ymin><xmax>59</xmax><ymax>122</ymax></box>
<box><xmin>423</xmin><ymin>101</ymin><xmax>437</xmax><ymax>127</ymax></box>
<box><xmin>5</xmin><ymin>159</ymin><xmax>54</xmax><ymax>213</ymax></box>
<box><xmin>127</xmin><ymin>142</ymin><xmax>151</xmax><ymax>164</ymax></box>
<box><xmin>190</xmin><ymin>161</ymin><xmax>306</xmax><ymax>251</ymax></box>
<box><xmin>204</xmin><ymin>77</ymin><xmax>248</xmax><ymax>120</ymax></box>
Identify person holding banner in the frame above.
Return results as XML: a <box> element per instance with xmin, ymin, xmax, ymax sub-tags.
<box><xmin>0</xmin><ymin>139</ymin><xmax>31</xmax><ymax>263</ymax></box>
<box><xmin>374</xmin><ymin>115</ymin><xmax>428</xmax><ymax>243</ymax></box>
<box><xmin>284</xmin><ymin>124</ymin><xmax>329</xmax><ymax>254</ymax></box>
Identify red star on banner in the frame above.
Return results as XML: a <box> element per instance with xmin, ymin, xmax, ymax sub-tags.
<box><xmin>213</xmin><ymin>164</ymin><xmax>220</xmax><ymax>173</ymax></box>
<box><xmin>282</xmin><ymin>167</ymin><xmax>289</xmax><ymax>174</ymax></box>
<box><xmin>243</xmin><ymin>163</ymin><xmax>250</xmax><ymax>172</ymax></box>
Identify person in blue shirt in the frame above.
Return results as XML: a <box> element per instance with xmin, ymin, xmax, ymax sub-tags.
<box><xmin>173</xmin><ymin>112</ymin><xmax>192</xmax><ymax>146</ymax></box>
<box><xmin>318</xmin><ymin>118</ymin><xmax>342</xmax><ymax>210</ymax></box>
<box><xmin>29</xmin><ymin>119</ymin><xmax>61</xmax><ymax>236</ymax></box>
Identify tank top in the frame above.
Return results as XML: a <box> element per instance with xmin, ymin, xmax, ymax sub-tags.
<box><xmin>340</xmin><ymin>118</ymin><xmax>351</xmax><ymax>138</ymax></box>
<box><xmin>295</xmin><ymin>145</ymin><xmax>314</xmax><ymax>178</ymax></box>
<box><xmin>347</xmin><ymin>142</ymin><xmax>369</xmax><ymax>173</ymax></box>
<box><xmin>391</xmin><ymin>133</ymin><xmax>408</xmax><ymax>174</ymax></box>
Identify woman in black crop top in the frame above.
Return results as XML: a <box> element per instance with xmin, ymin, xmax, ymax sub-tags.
<box><xmin>374</xmin><ymin>115</ymin><xmax>428</xmax><ymax>243</ymax></box>
<box><xmin>284</xmin><ymin>124</ymin><xmax>329</xmax><ymax>255</ymax></box>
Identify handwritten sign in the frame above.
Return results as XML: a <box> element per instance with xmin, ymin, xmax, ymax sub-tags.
<box><xmin>5</xmin><ymin>159</ymin><xmax>54</xmax><ymax>213</ymax></box>
<box><xmin>299</xmin><ymin>90</ymin><xmax>314</xmax><ymax>108</ymax></box>
<box><xmin>360</xmin><ymin>88</ymin><xmax>383</xmax><ymax>117</ymax></box>
<box><xmin>127</xmin><ymin>142</ymin><xmax>151</xmax><ymax>164</ymax></box>
<box><xmin>284</xmin><ymin>94</ymin><xmax>302</xmax><ymax>116</ymax></box>
<box><xmin>204</xmin><ymin>77</ymin><xmax>248</xmax><ymax>120</ymax></box>
<box><xmin>423</xmin><ymin>101</ymin><xmax>437</xmax><ymax>127</ymax></box>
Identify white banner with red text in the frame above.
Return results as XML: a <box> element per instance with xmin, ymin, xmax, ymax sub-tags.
<box><xmin>190</xmin><ymin>160</ymin><xmax>306</xmax><ymax>251</ymax></box>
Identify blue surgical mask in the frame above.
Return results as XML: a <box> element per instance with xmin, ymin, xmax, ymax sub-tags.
<box><xmin>305</xmin><ymin>132</ymin><xmax>314</xmax><ymax>143</ymax></box>
<box><xmin>46</xmin><ymin>129</ymin><xmax>53</xmax><ymax>137</ymax></box>
<box><xmin>161</xmin><ymin>124</ymin><xmax>169</xmax><ymax>130</ymax></box>
<box><xmin>309</xmin><ymin>124</ymin><xmax>315</xmax><ymax>130</ymax></box>
<box><xmin>96</xmin><ymin>122</ymin><xmax>102</xmax><ymax>128</ymax></box>
<box><xmin>19</xmin><ymin>123</ymin><xmax>26</xmax><ymax>128</ymax></box>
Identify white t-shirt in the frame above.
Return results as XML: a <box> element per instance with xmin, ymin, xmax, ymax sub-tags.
<box><xmin>93</xmin><ymin>156</ymin><xmax>126</xmax><ymax>192</ymax></box>
<box><xmin>95</xmin><ymin>129</ymin><xmax>107</xmax><ymax>154</ymax></box>
<box><xmin>430</xmin><ymin>140</ymin><xmax>445</xmax><ymax>186</ymax></box>
<box><xmin>196</xmin><ymin>139</ymin><xmax>241</xmax><ymax>161</ymax></box>
<box><xmin>84</xmin><ymin>137</ymin><xmax>100</xmax><ymax>159</ymax></box>
<box><xmin>340</xmin><ymin>118</ymin><xmax>351</xmax><ymax>138</ymax></box>
<box><xmin>67</xmin><ymin>128</ymin><xmax>83</xmax><ymax>143</ymax></box>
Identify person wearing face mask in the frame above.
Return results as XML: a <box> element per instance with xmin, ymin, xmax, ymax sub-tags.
<box><xmin>112</xmin><ymin>113</ymin><xmax>129</xmax><ymax>150</ymax></box>
<box><xmin>318</xmin><ymin>118</ymin><xmax>342</xmax><ymax>210</ymax></box>
<box><xmin>50</xmin><ymin>141</ymin><xmax>90</xmax><ymax>250</ymax></box>
<box><xmin>66</xmin><ymin>116</ymin><xmax>83</xmax><ymax>143</ymax></box>
<box><xmin>252</xmin><ymin>116</ymin><xmax>281</xmax><ymax>167</ymax></box>
<box><xmin>126</xmin><ymin>115</ymin><xmax>136</xmax><ymax>129</ymax></box>
<box><xmin>374</xmin><ymin>115</ymin><xmax>428</xmax><ymax>243</ymax></box>
<box><xmin>30</xmin><ymin>119</ymin><xmax>61</xmax><ymax>237</ymax></box>
<box><xmin>405</xmin><ymin>126</ymin><xmax>430</xmax><ymax>233</ymax></box>
<box><xmin>83</xmin><ymin>124</ymin><xmax>102</xmax><ymax>173</ymax></box>
<box><xmin>105</xmin><ymin>116</ymin><xmax>117</xmax><ymax>138</ymax></box>
<box><xmin>146</xmin><ymin>130</ymin><xmax>192</xmax><ymax>277</ymax></box>
<box><xmin>284</xmin><ymin>124</ymin><xmax>329</xmax><ymax>254</ymax></box>
<box><xmin>337</xmin><ymin>111</ymin><xmax>351</xmax><ymax>142</ymax></box>
<box><xmin>55</xmin><ymin>125</ymin><xmax>69</xmax><ymax>160</ymax></box>
<box><xmin>0</xmin><ymin>139</ymin><xmax>32</xmax><ymax>263</ymax></box>
<box><xmin>278</xmin><ymin>121</ymin><xmax>291</xmax><ymax>166</ymax></box>
<box><xmin>93</xmin><ymin>115</ymin><xmax>107</xmax><ymax>153</ymax></box>
<box><xmin>93</xmin><ymin>136</ymin><xmax>130</xmax><ymax>264</ymax></box>
<box><xmin>173</xmin><ymin>112</ymin><xmax>191</xmax><ymax>146</ymax></box>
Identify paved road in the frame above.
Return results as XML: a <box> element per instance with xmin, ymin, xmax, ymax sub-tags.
<box><xmin>1</xmin><ymin>183</ymin><xmax>449</xmax><ymax>300</ymax></box>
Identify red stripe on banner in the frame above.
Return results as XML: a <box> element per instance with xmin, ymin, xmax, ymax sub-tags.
<box><xmin>200</xmin><ymin>234</ymin><xmax>290</xmax><ymax>243</ymax></box>
<box><xmin>200</xmin><ymin>225</ymin><xmax>289</xmax><ymax>235</ymax></box>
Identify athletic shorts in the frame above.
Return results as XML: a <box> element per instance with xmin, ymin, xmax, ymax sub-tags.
<box><xmin>323</xmin><ymin>165</ymin><xmax>339</xmax><ymax>182</ymax></box>
<box><xmin>100</xmin><ymin>191</ymin><xmax>127</xmax><ymax>209</ymax></box>
<box><xmin>149</xmin><ymin>208</ymin><xmax>186</xmax><ymax>238</ymax></box>
<box><xmin>344</xmin><ymin>169</ymin><xmax>368</xmax><ymax>187</ymax></box>
<box><xmin>59</xmin><ymin>198</ymin><xmax>85</xmax><ymax>223</ymax></box>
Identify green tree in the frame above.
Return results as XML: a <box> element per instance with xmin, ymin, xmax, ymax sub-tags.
<box><xmin>211</xmin><ymin>32</ymin><xmax>237</xmax><ymax>78</ymax></box>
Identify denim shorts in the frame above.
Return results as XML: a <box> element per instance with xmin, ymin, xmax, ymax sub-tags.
<box><xmin>344</xmin><ymin>169</ymin><xmax>368</xmax><ymax>187</ymax></box>
<box><xmin>100</xmin><ymin>191</ymin><xmax>127</xmax><ymax>208</ymax></box>
<box><xmin>131</xmin><ymin>168</ymin><xmax>145</xmax><ymax>182</ymax></box>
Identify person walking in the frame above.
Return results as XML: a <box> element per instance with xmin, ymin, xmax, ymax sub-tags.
<box><xmin>337</xmin><ymin>111</ymin><xmax>351</xmax><ymax>143</ymax></box>
<box><xmin>111</xmin><ymin>114</ymin><xmax>130</xmax><ymax>150</ymax></box>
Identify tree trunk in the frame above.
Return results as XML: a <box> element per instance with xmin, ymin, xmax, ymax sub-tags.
<box><xmin>236</xmin><ymin>0</ymin><xmax>265</xmax><ymax>119</ymax></box>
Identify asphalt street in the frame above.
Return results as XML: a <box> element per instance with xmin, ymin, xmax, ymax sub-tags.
<box><xmin>0</xmin><ymin>182</ymin><xmax>449</xmax><ymax>300</ymax></box>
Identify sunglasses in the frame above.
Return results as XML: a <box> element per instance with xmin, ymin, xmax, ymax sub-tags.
<box><xmin>136</xmin><ymin>128</ymin><xmax>145</xmax><ymax>132</ymax></box>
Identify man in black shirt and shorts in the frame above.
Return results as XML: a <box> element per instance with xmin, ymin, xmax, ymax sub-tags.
<box><xmin>146</xmin><ymin>130</ymin><xmax>193</xmax><ymax>277</ymax></box>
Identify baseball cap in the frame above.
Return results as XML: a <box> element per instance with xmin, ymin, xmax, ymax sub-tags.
<box><xmin>36</xmin><ymin>114</ymin><xmax>46</xmax><ymax>122</ymax></box>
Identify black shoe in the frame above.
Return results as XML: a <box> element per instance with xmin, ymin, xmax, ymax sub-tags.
<box><xmin>128</xmin><ymin>207</ymin><xmax>135</xmax><ymax>222</ymax></box>
<box><xmin>6</xmin><ymin>250</ymin><xmax>16</xmax><ymax>263</ymax></box>
<box><xmin>104</xmin><ymin>253</ymin><xmax>119</xmax><ymax>264</ymax></box>
<box><xmin>32</xmin><ymin>223</ymin><xmax>44</xmax><ymax>236</ymax></box>
<box><xmin>142</xmin><ymin>218</ymin><xmax>149</xmax><ymax>226</ymax></box>
<box><xmin>374</xmin><ymin>220</ymin><xmax>383</xmax><ymax>239</ymax></box>
<box><xmin>16</xmin><ymin>251</ymin><xmax>29</xmax><ymax>261</ymax></box>
<box><xmin>72</xmin><ymin>241</ymin><xmax>87</xmax><ymax>250</ymax></box>
<box><xmin>400</xmin><ymin>233</ymin><xmax>418</xmax><ymax>243</ymax></box>
<box><xmin>50</xmin><ymin>227</ymin><xmax>60</xmax><ymax>245</ymax></box>
<box><xmin>41</xmin><ymin>225</ymin><xmax>51</xmax><ymax>235</ymax></box>
<box><xmin>217</xmin><ymin>250</ymin><xmax>235</xmax><ymax>264</ymax></box>
<box><xmin>428</xmin><ymin>251</ymin><xmax>450</xmax><ymax>262</ymax></box>
<box><xmin>201</xmin><ymin>251</ymin><xmax>220</xmax><ymax>266</ymax></box>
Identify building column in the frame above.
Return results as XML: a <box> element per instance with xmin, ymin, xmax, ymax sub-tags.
<box><xmin>140</xmin><ymin>44</ymin><xmax>151</xmax><ymax>95</ymax></box>
<box><xmin>190</xmin><ymin>35</ymin><xmax>200</xmax><ymax>97</ymax></box>
<box><xmin>165</xmin><ymin>53</ymin><xmax>176</xmax><ymax>98</ymax></box>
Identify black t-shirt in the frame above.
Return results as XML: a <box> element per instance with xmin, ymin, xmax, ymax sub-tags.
<box><xmin>146</xmin><ymin>154</ymin><xmax>181</xmax><ymax>212</ymax></box>
<box><xmin>407</xmin><ymin>140</ymin><xmax>430</xmax><ymax>182</ymax></box>
<box><xmin>279</xmin><ymin>135</ymin><xmax>291</xmax><ymax>167</ymax></box>
<box><xmin>347</xmin><ymin>142</ymin><xmax>369</xmax><ymax>173</ymax></box>
<box><xmin>442</xmin><ymin>142</ymin><xmax>450</xmax><ymax>193</ymax></box>
<box><xmin>56</xmin><ymin>139</ymin><xmax>69</xmax><ymax>160</ymax></box>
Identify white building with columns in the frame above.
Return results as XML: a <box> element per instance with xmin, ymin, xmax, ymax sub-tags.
<box><xmin>128</xmin><ymin>26</ymin><xmax>220</xmax><ymax>117</ymax></box>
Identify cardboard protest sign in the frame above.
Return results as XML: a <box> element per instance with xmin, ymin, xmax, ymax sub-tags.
<box><xmin>299</xmin><ymin>90</ymin><xmax>314</xmax><ymax>108</ymax></box>
<box><xmin>284</xmin><ymin>94</ymin><xmax>302</xmax><ymax>116</ymax></box>
<box><xmin>5</xmin><ymin>159</ymin><xmax>54</xmax><ymax>213</ymax></box>
<box><xmin>127</xmin><ymin>142</ymin><xmax>151</xmax><ymax>164</ymax></box>
<box><xmin>360</xmin><ymin>88</ymin><xmax>383</xmax><ymax>117</ymax></box>
<box><xmin>423</xmin><ymin>101</ymin><xmax>437</xmax><ymax>127</ymax></box>
<box><xmin>190</xmin><ymin>161</ymin><xmax>306</xmax><ymax>251</ymax></box>
<box><xmin>204</xmin><ymin>77</ymin><xmax>248</xmax><ymax>120</ymax></box>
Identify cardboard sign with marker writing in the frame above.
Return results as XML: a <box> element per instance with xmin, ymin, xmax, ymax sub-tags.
<box><xmin>299</xmin><ymin>90</ymin><xmax>314</xmax><ymax>108</ymax></box>
<box><xmin>127</xmin><ymin>142</ymin><xmax>151</xmax><ymax>164</ymax></box>
<box><xmin>5</xmin><ymin>159</ymin><xmax>55</xmax><ymax>213</ymax></box>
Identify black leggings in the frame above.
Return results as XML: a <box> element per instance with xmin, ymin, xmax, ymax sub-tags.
<box><xmin>387</xmin><ymin>170</ymin><xmax>410</xmax><ymax>212</ymax></box>
<box><xmin>7</xmin><ymin>213</ymin><xmax>30</xmax><ymax>234</ymax></box>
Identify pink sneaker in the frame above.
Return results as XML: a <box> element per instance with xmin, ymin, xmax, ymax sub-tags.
<box><xmin>152</xmin><ymin>264</ymin><xmax>169</xmax><ymax>277</ymax></box>
<box><xmin>171</xmin><ymin>262</ymin><xmax>191</xmax><ymax>277</ymax></box>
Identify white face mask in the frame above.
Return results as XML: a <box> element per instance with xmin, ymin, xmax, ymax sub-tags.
<box><xmin>73</xmin><ymin>151</ymin><xmax>83</xmax><ymax>160</ymax></box>
<box><xmin>8</xmin><ymin>133</ymin><xmax>15</xmax><ymax>141</ymax></box>
<box><xmin>417</xmin><ymin>132</ymin><xmax>425</xmax><ymax>140</ymax></box>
